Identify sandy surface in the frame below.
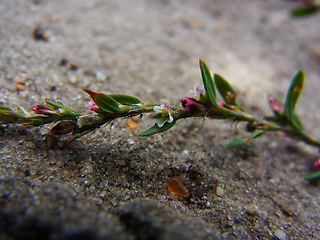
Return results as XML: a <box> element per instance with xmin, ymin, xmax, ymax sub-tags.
<box><xmin>1</xmin><ymin>0</ymin><xmax>320</xmax><ymax>239</ymax></box>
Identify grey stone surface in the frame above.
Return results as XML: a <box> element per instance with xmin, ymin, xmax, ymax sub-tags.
<box><xmin>1</xmin><ymin>0</ymin><xmax>320</xmax><ymax>239</ymax></box>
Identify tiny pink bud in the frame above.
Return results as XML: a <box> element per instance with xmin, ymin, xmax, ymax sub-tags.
<box><xmin>313</xmin><ymin>158</ymin><xmax>320</xmax><ymax>170</ymax></box>
<box><xmin>180</xmin><ymin>97</ymin><xmax>205</xmax><ymax>114</ymax></box>
<box><xmin>49</xmin><ymin>128</ymin><xmax>58</xmax><ymax>136</ymax></box>
<box><xmin>180</xmin><ymin>97</ymin><xmax>197</xmax><ymax>112</ymax></box>
<box><xmin>268</xmin><ymin>97</ymin><xmax>283</xmax><ymax>113</ymax></box>
<box><xmin>89</xmin><ymin>102</ymin><xmax>100</xmax><ymax>112</ymax></box>
<box><xmin>282</xmin><ymin>131</ymin><xmax>291</xmax><ymax>137</ymax></box>
<box><xmin>219</xmin><ymin>102</ymin><xmax>227</xmax><ymax>108</ymax></box>
<box><xmin>32</xmin><ymin>105</ymin><xmax>51</xmax><ymax>114</ymax></box>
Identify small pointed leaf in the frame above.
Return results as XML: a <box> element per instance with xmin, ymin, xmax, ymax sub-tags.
<box><xmin>0</xmin><ymin>108</ymin><xmax>21</xmax><ymax>123</ymax></box>
<box><xmin>249</xmin><ymin>130</ymin><xmax>266</xmax><ymax>139</ymax></box>
<box><xmin>305</xmin><ymin>170</ymin><xmax>320</xmax><ymax>181</ymax></box>
<box><xmin>16</xmin><ymin>106</ymin><xmax>30</xmax><ymax>116</ymax></box>
<box><xmin>83</xmin><ymin>89</ymin><xmax>120</xmax><ymax>113</ymax></box>
<box><xmin>139</xmin><ymin>121</ymin><xmax>176</xmax><ymax>136</ymax></box>
<box><xmin>284</xmin><ymin>70</ymin><xmax>304</xmax><ymax>126</ymax></box>
<box><xmin>44</xmin><ymin>99</ymin><xmax>64</xmax><ymax>109</ymax></box>
<box><xmin>0</xmin><ymin>106</ymin><xmax>12</xmax><ymax>112</ymax></box>
<box><xmin>225</xmin><ymin>138</ymin><xmax>247</xmax><ymax>149</ymax></box>
<box><xmin>44</xmin><ymin>99</ymin><xmax>79</xmax><ymax>117</ymax></box>
<box><xmin>199</xmin><ymin>60</ymin><xmax>217</xmax><ymax>106</ymax></box>
<box><xmin>226</xmin><ymin>130</ymin><xmax>266</xmax><ymax>149</ymax></box>
<box><xmin>109</xmin><ymin>94</ymin><xmax>141</xmax><ymax>105</ymax></box>
<box><xmin>95</xmin><ymin>94</ymin><xmax>120</xmax><ymax>113</ymax></box>
<box><xmin>214</xmin><ymin>74</ymin><xmax>238</xmax><ymax>106</ymax></box>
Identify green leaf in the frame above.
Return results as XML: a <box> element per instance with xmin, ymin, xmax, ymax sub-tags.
<box><xmin>139</xmin><ymin>121</ymin><xmax>176</xmax><ymax>136</ymax></box>
<box><xmin>16</xmin><ymin>106</ymin><xmax>30</xmax><ymax>116</ymax></box>
<box><xmin>0</xmin><ymin>106</ymin><xmax>12</xmax><ymax>112</ymax></box>
<box><xmin>44</xmin><ymin>99</ymin><xmax>79</xmax><ymax>117</ymax></box>
<box><xmin>214</xmin><ymin>74</ymin><xmax>238</xmax><ymax>106</ymax></box>
<box><xmin>44</xmin><ymin>99</ymin><xmax>64</xmax><ymax>109</ymax></box>
<box><xmin>284</xmin><ymin>70</ymin><xmax>304</xmax><ymax>127</ymax></box>
<box><xmin>83</xmin><ymin>89</ymin><xmax>120</xmax><ymax>113</ymax></box>
<box><xmin>291</xmin><ymin>6</ymin><xmax>319</xmax><ymax>18</ymax></box>
<box><xmin>292</xmin><ymin>113</ymin><xmax>304</xmax><ymax>131</ymax></box>
<box><xmin>0</xmin><ymin>108</ymin><xmax>20</xmax><ymax>123</ymax></box>
<box><xmin>64</xmin><ymin>129</ymin><xmax>94</xmax><ymax>146</ymax></box>
<box><xmin>199</xmin><ymin>60</ymin><xmax>217</xmax><ymax>106</ymax></box>
<box><xmin>249</xmin><ymin>130</ymin><xmax>266</xmax><ymax>139</ymax></box>
<box><xmin>109</xmin><ymin>94</ymin><xmax>141</xmax><ymax>105</ymax></box>
<box><xmin>0</xmin><ymin>106</ymin><xmax>12</xmax><ymax>116</ymax></box>
<box><xmin>225</xmin><ymin>130</ymin><xmax>266</xmax><ymax>149</ymax></box>
<box><xmin>95</xmin><ymin>94</ymin><xmax>120</xmax><ymax>113</ymax></box>
<box><xmin>225</xmin><ymin>138</ymin><xmax>247</xmax><ymax>149</ymax></box>
<box><xmin>305</xmin><ymin>170</ymin><xmax>320</xmax><ymax>181</ymax></box>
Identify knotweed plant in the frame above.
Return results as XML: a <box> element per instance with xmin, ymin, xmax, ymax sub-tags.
<box><xmin>1</xmin><ymin>60</ymin><xmax>320</xmax><ymax>180</ymax></box>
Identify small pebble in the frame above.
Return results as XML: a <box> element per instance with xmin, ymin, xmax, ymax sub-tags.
<box><xmin>14</xmin><ymin>74</ymin><xmax>28</xmax><ymax>84</ymax></box>
<box><xmin>50</xmin><ymin>15</ymin><xmax>60</xmax><ymax>22</ymax></box>
<box><xmin>182</xmin><ymin>19</ymin><xmax>199</xmax><ymax>29</ymax></box>
<box><xmin>69</xmin><ymin>62</ymin><xmax>79</xmax><ymax>71</ymax></box>
<box><xmin>127</xmin><ymin>138</ymin><xmax>134</xmax><ymax>145</ymax></box>
<box><xmin>182</xmin><ymin>149</ymin><xmax>190</xmax><ymax>156</ymax></box>
<box><xmin>49</xmin><ymin>85</ymin><xmax>57</xmax><ymax>91</ymax></box>
<box><xmin>33</xmin><ymin>26</ymin><xmax>51</xmax><ymax>41</ymax></box>
<box><xmin>130</xmin><ymin>115</ymin><xmax>142</xmax><ymax>122</ymax></box>
<box><xmin>311</xmin><ymin>51</ymin><xmax>320</xmax><ymax>64</ymax></box>
<box><xmin>279</xmin><ymin>201</ymin><xmax>294</xmax><ymax>216</ymax></box>
<box><xmin>15</xmin><ymin>74</ymin><xmax>28</xmax><ymax>91</ymax></box>
<box><xmin>216</xmin><ymin>186</ymin><xmax>225</xmax><ymax>197</ymax></box>
<box><xmin>246</xmin><ymin>204</ymin><xmax>259</xmax><ymax>215</ymax></box>
<box><xmin>96</xmin><ymin>71</ymin><xmax>107</xmax><ymax>81</ymax></box>
<box><xmin>99</xmin><ymin>191</ymin><xmax>107</xmax><ymax>198</ymax></box>
<box><xmin>274</xmin><ymin>229</ymin><xmax>286</xmax><ymax>240</ymax></box>
<box><xmin>59</xmin><ymin>58</ymin><xmax>69</xmax><ymax>66</ymax></box>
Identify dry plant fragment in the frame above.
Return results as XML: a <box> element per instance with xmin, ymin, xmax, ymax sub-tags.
<box><xmin>126</xmin><ymin>120</ymin><xmax>139</xmax><ymax>130</ymax></box>
<box><xmin>167</xmin><ymin>176</ymin><xmax>190</xmax><ymax>198</ymax></box>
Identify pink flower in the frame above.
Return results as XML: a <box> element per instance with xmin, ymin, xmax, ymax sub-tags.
<box><xmin>32</xmin><ymin>105</ymin><xmax>51</xmax><ymax>114</ymax></box>
<box><xmin>89</xmin><ymin>102</ymin><xmax>100</xmax><ymax>112</ymax></box>
<box><xmin>191</xmin><ymin>84</ymin><xmax>205</xmax><ymax>97</ymax></box>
